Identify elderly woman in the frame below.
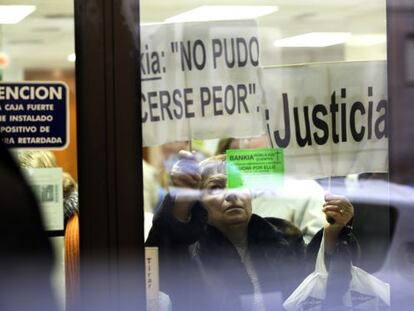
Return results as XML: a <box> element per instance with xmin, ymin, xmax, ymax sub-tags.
<box><xmin>146</xmin><ymin>151</ymin><xmax>357</xmax><ymax>311</ymax></box>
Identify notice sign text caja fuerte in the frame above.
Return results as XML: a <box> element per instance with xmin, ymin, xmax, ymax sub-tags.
<box><xmin>0</xmin><ymin>82</ymin><xmax>69</xmax><ymax>149</ymax></box>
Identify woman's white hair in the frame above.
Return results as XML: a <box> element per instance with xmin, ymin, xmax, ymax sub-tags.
<box><xmin>17</xmin><ymin>150</ymin><xmax>57</xmax><ymax>168</ymax></box>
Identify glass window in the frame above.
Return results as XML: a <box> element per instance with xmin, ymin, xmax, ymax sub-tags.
<box><xmin>0</xmin><ymin>1</ymin><xmax>77</xmax><ymax>310</ymax></box>
<box><xmin>140</xmin><ymin>1</ymin><xmax>391</xmax><ymax>311</ymax></box>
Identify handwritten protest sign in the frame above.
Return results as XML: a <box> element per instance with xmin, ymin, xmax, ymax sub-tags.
<box><xmin>141</xmin><ymin>20</ymin><xmax>264</xmax><ymax>146</ymax></box>
<box><xmin>262</xmin><ymin>61</ymin><xmax>388</xmax><ymax>178</ymax></box>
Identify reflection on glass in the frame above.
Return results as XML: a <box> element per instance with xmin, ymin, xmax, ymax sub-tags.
<box><xmin>141</xmin><ymin>1</ymin><xmax>390</xmax><ymax>310</ymax></box>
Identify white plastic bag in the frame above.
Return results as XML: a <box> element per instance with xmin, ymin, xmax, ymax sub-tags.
<box><xmin>283</xmin><ymin>234</ymin><xmax>390</xmax><ymax>311</ymax></box>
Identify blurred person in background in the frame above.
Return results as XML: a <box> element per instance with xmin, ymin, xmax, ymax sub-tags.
<box><xmin>17</xmin><ymin>150</ymin><xmax>80</xmax><ymax>310</ymax></box>
<box><xmin>17</xmin><ymin>150</ymin><xmax>79</xmax><ymax>225</ymax></box>
<box><xmin>143</xmin><ymin>159</ymin><xmax>163</xmax><ymax>240</ymax></box>
<box><xmin>62</xmin><ymin>172</ymin><xmax>79</xmax><ymax>225</ymax></box>
<box><xmin>18</xmin><ymin>150</ymin><xmax>57</xmax><ymax>169</ymax></box>
<box><xmin>215</xmin><ymin>138</ymin><xmax>240</xmax><ymax>155</ymax></box>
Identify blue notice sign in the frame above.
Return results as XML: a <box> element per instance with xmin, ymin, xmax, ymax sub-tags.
<box><xmin>0</xmin><ymin>82</ymin><xmax>69</xmax><ymax>149</ymax></box>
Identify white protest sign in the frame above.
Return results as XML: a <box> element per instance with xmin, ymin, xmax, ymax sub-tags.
<box><xmin>141</xmin><ymin>20</ymin><xmax>264</xmax><ymax>146</ymax></box>
<box><xmin>22</xmin><ymin>167</ymin><xmax>64</xmax><ymax>231</ymax></box>
<box><xmin>263</xmin><ymin>61</ymin><xmax>388</xmax><ymax>178</ymax></box>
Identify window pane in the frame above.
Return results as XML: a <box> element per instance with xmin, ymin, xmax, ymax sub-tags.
<box><xmin>0</xmin><ymin>1</ymin><xmax>77</xmax><ymax>310</ymax></box>
<box><xmin>140</xmin><ymin>1</ymin><xmax>390</xmax><ymax>311</ymax></box>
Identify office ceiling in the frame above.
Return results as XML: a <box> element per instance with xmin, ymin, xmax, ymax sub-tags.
<box><xmin>0</xmin><ymin>0</ymin><xmax>386</xmax><ymax>72</ymax></box>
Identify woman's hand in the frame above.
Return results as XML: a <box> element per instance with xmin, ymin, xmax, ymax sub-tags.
<box><xmin>323</xmin><ymin>193</ymin><xmax>354</xmax><ymax>253</ymax></box>
<box><xmin>169</xmin><ymin>150</ymin><xmax>201</xmax><ymax>222</ymax></box>
<box><xmin>323</xmin><ymin>193</ymin><xmax>354</xmax><ymax>230</ymax></box>
<box><xmin>170</xmin><ymin>150</ymin><xmax>201</xmax><ymax>189</ymax></box>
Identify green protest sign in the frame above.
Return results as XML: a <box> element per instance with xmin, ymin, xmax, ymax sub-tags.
<box><xmin>226</xmin><ymin>148</ymin><xmax>284</xmax><ymax>190</ymax></box>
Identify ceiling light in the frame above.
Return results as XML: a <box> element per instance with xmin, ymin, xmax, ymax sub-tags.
<box><xmin>67</xmin><ymin>53</ymin><xmax>76</xmax><ymax>62</ymax></box>
<box><xmin>346</xmin><ymin>34</ymin><xmax>386</xmax><ymax>47</ymax></box>
<box><xmin>165</xmin><ymin>5</ymin><xmax>279</xmax><ymax>23</ymax></box>
<box><xmin>273</xmin><ymin>32</ymin><xmax>352</xmax><ymax>48</ymax></box>
<box><xmin>0</xmin><ymin>5</ymin><xmax>36</xmax><ymax>24</ymax></box>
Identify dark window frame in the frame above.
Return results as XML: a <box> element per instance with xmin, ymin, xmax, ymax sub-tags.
<box><xmin>74</xmin><ymin>0</ymin><xmax>145</xmax><ymax>309</ymax></box>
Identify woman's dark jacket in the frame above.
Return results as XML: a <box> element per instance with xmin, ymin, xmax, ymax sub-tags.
<box><xmin>146</xmin><ymin>194</ymin><xmax>358</xmax><ymax>311</ymax></box>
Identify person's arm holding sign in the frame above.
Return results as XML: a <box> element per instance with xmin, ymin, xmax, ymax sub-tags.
<box><xmin>169</xmin><ymin>150</ymin><xmax>201</xmax><ymax>222</ymax></box>
<box><xmin>145</xmin><ymin>150</ymin><xmax>205</xmax><ymax>311</ymax></box>
<box><xmin>146</xmin><ymin>150</ymin><xmax>206</xmax><ymax>247</ymax></box>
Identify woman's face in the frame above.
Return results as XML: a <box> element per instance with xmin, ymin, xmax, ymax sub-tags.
<box><xmin>201</xmin><ymin>173</ymin><xmax>252</xmax><ymax>228</ymax></box>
